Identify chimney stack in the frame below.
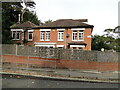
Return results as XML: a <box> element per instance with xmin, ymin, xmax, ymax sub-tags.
<box><xmin>74</xmin><ymin>19</ymin><xmax>88</xmax><ymax>22</ymax></box>
<box><xmin>18</xmin><ymin>14</ymin><xmax>21</xmax><ymax>24</ymax></box>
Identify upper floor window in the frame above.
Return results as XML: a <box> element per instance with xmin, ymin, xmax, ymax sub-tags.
<box><xmin>46</xmin><ymin>31</ymin><xmax>50</xmax><ymax>41</ymax></box>
<box><xmin>12</xmin><ymin>31</ymin><xmax>20</xmax><ymax>40</ymax></box>
<box><xmin>73</xmin><ymin>31</ymin><xmax>77</xmax><ymax>41</ymax></box>
<box><xmin>40</xmin><ymin>31</ymin><xmax>50</xmax><ymax>41</ymax></box>
<box><xmin>40</xmin><ymin>31</ymin><xmax>45</xmax><ymax>41</ymax></box>
<box><xmin>28</xmin><ymin>32</ymin><xmax>33</xmax><ymax>41</ymax></box>
<box><xmin>79</xmin><ymin>31</ymin><xmax>84</xmax><ymax>40</ymax></box>
<box><xmin>58</xmin><ymin>31</ymin><xmax>64</xmax><ymax>41</ymax></box>
<box><xmin>72</xmin><ymin>31</ymin><xmax>84</xmax><ymax>41</ymax></box>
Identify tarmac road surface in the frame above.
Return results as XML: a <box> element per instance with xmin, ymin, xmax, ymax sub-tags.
<box><xmin>2</xmin><ymin>74</ymin><xmax>119</xmax><ymax>88</ymax></box>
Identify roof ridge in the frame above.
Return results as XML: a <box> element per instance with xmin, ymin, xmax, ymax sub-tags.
<box><xmin>56</xmin><ymin>19</ymin><xmax>88</xmax><ymax>22</ymax></box>
<box><xmin>10</xmin><ymin>21</ymin><xmax>37</xmax><ymax>29</ymax></box>
<box><xmin>34</xmin><ymin>19</ymin><xmax>94</xmax><ymax>29</ymax></box>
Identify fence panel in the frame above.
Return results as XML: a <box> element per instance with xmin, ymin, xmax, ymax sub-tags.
<box><xmin>2</xmin><ymin>44</ymin><xmax>16</xmax><ymax>55</ymax></box>
<box><xmin>35</xmin><ymin>47</ymin><xmax>59</xmax><ymax>59</ymax></box>
<box><xmin>97</xmin><ymin>51</ymin><xmax>119</xmax><ymax>62</ymax></box>
<box><xmin>2</xmin><ymin>44</ymin><xmax>119</xmax><ymax>62</ymax></box>
<box><xmin>2</xmin><ymin>44</ymin><xmax>119</xmax><ymax>72</ymax></box>
<box><xmin>17</xmin><ymin>45</ymin><xmax>36</xmax><ymax>56</ymax></box>
<box><xmin>60</xmin><ymin>49</ymin><xmax>97</xmax><ymax>61</ymax></box>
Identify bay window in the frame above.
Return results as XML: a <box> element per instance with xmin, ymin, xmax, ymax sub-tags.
<box><xmin>12</xmin><ymin>31</ymin><xmax>20</xmax><ymax>40</ymax></box>
<box><xmin>16</xmin><ymin>32</ymin><xmax>20</xmax><ymax>40</ymax></box>
<box><xmin>12</xmin><ymin>31</ymin><xmax>16</xmax><ymax>40</ymax></box>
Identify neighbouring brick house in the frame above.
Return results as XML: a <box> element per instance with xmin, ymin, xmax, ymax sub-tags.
<box><xmin>10</xmin><ymin>21</ymin><xmax>37</xmax><ymax>45</ymax></box>
<box><xmin>11</xmin><ymin>19</ymin><xmax>94</xmax><ymax>50</ymax></box>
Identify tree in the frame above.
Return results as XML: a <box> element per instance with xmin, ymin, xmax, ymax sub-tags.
<box><xmin>21</xmin><ymin>0</ymin><xmax>36</xmax><ymax>22</ymax></box>
<box><xmin>104</xmin><ymin>28</ymin><xmax>118</xmax><ymax>39</ymax></box>
<box><xmin>2</xmin><ymin>1</ymin><xmax>41</xmax><ymax>44</ymax></box>
<box><xmin>22</xmin><ymin>9</ymin><xmax>41</xmax><ymax>25</ymax></box>
<box><xmin>44</xmin><ymin>19</ymin><xmax>52</xmax><ymax>24</ymax></box>
<box><xmin>92</xmin><ymin>35</ymin><xmax>106</xmax><ymax>51</ymax></box>
<box><xmin>115</xmin><ymin>38</ymin><xmax>120</xmax><ymax>52</ymax></box>
<box><xmin>2</xmin><ymin>2</ymin><xmax>23</xmax><ymax>44</ymax></box>
<box><xmin>92</xmin><ymin>27</ymin><xmax>120</xmax><ymax>52</ymax></box>
<box><xmin>92</xmin><ymin>35</ymin><xmax>119</xmax><ymax>52</ymax></box>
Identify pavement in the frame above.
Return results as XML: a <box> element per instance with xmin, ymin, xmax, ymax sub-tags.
<box><xmin>2</xmin><ymin>74</ymin><xmax>119</xmax><ymax>88</ymax></box>
<box><xmin>0</xmin><ymin>67</ymin><xmax>120</xmax><ymax>83</ymax></box>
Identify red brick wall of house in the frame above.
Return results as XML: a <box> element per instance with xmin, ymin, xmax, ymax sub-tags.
<box><xmin>32</xmin><ymin>28</ymin><xmax>92</xmax><ymax>50</ymax></box>
<box><xmin>24</xmin><ymin>31</ymin><xmax>34</xmax><ymax>46</ymax></box>
<box><xmin>2</xmin><ymin>55</ymin><xmax>119</xmax><ymax>71</ymax></box>
<box><xmin>12</xmin><ymin>28</ymin><xmax>92</xmax><ymax>50</ymax></box>
<box><xmin>84</xmin><ymin>28</ymin><xmax>92</xmax><ymax>50</ymax></box>
<box><xmin>12</xmin><ymin>31</ymin><xmax>34</xmax><ymax>45</ymax></box>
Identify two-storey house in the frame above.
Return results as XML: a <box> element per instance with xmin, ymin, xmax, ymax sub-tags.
<box><xmin>11</xmin><ymin>19</ymin><xmax>94</xmax><ymax>50</ymax></box>
<box><xmin>33</xmin><ymin>19</ymin><xmax>94</xmax><ymax>50</ymax></box>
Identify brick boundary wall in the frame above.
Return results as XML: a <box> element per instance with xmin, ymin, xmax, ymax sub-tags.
<box><xmin>1</xmin><ymin>55</ymin><xmax>119</xmax><ymax>71</ymax></box>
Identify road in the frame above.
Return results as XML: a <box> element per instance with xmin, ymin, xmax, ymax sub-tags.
<box><xmin>2</xmin><ymin>74</ymin><xmax>119</xmax><ymax>88</ymax></box>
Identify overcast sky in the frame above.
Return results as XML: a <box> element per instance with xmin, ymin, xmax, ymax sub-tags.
<box><xmin>33</xmin><ymin>0</ymin><xmax>119</xmax><ymax>35</ymax></box>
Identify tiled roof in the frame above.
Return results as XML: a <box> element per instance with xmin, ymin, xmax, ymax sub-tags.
<box><xmin>10</xmin><ymin>21</ymin><xmax>37</xmax><ymax>29</ymax></box>
<box><xmin>34</xmin><ymin>19</ymin><xmax>94</xmax><ymax>29</ymax></box>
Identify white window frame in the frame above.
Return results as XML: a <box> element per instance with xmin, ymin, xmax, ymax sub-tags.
<box><xmin>58</xmin><ymin>31</ymin><xmax>64</xmax><ymax>41</ymax></box>
<box><xmin>39</xmin><ymin>29</ymin><xmax>51</xmax><ymax>41</ymax></box>
<box><xmin>40</xmin><ymin>31</ymin><xmax>45</xmax><ymax>41</ymax></box>
<box><xmin>72</xmin><ymin>31</ymin><xmax>78</xmax><ymax>41</ymax></box>
<box><xmin>40</xmin><ymin>31</ymin><xmax>51</xmax><ymax>41</ymax></box>
<box><xmin>11</xmin><ymin>29</ymin><xmax>23</xmax><ymax>32</ymax></box>
<box><xmin>70</xmin><ymin>45</ymin><xmax>85</xmax><ymax>48</ymax></box>
<box><xmin>28</xmin><ymin>32</ymin><xmax>33</xmax><ymax>41</ymax></box>
<box><xmin>78</xmin><ymin>32</ymin><xmax>84</xmax><ymax>41</ymax></box>
<box><xmin>22</xmin><ymin>32</ymin><xmax>24</xmax><ymax>40</ymax></box>
<box><xmin>57</xmin><ymin>29</ymin><xmax>65</xmax><ymax>31</ymax></box>
<box><xmin>34</xmin><ymin>42</ymin><xmax>56</xmax><ymax>48</ymax></box>
<box><xmin>12</xmin><ymin>31</ymin><xmax>20</xmax><ymax>40</ymax></box>
<box><xmin>16</xmin><ymin>31</ymin><xmax>20</xmax><ymax>40</ymax></box>
<box><xmin>57</xmin><ymin>45</ymin><xmax>64</xmax><ymax>48</ymax></box>
<box><xmin>71</xmin><ymin>28</ymin><xmax>85</xmax><ymax>31</ymax></box>
<box><xmin>39</xmin><ymin>29</ymin><xmax>51</xmax><ymax>31</ymax></box>
<box><xmin>46</xmin><ymin>31</ymin><xmax>50</xmax><ymax>41</ymax></box>
<box><xmin>12</xmin><ymin>31</ymin><xmax>16</xmax><ymax>40</ymax></box>
<box><xmin>72</xmin><ymin>31</ymin><xmax>84</xmax><ymax>41</ymax></box>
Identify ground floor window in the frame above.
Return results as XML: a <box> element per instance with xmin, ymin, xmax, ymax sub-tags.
<box><xmin>28</xmin><ymin>32</ymin><xmax>33</xmax><ymax>41</ymax></box>
<box><xmin>12</xmin><ymin>31</ymin><xmax>20</xmax><ymax>40</ymax></box>
<box><xmin>12</xmin><ymin>31</ymin><xmax>16</xmax><ymax>40</ymax></box>
<box><xmin>72</xmin><ymin>47</ymin><xmax>76</xmax><ymax>49</ymax></box>
<box><xmin>58</xmin><ymin>47</ymin><xmax>63</xmax><ymax>49</ymax></box>
<box><xmin>78</xmin><ymin>47</ymin><xmax>82</xmax><ymax>50</ymax></box>
<box><xmin>70</xmin><ymin>45</ymin><xmax>85</xmax><ymax>50</ymax></box>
